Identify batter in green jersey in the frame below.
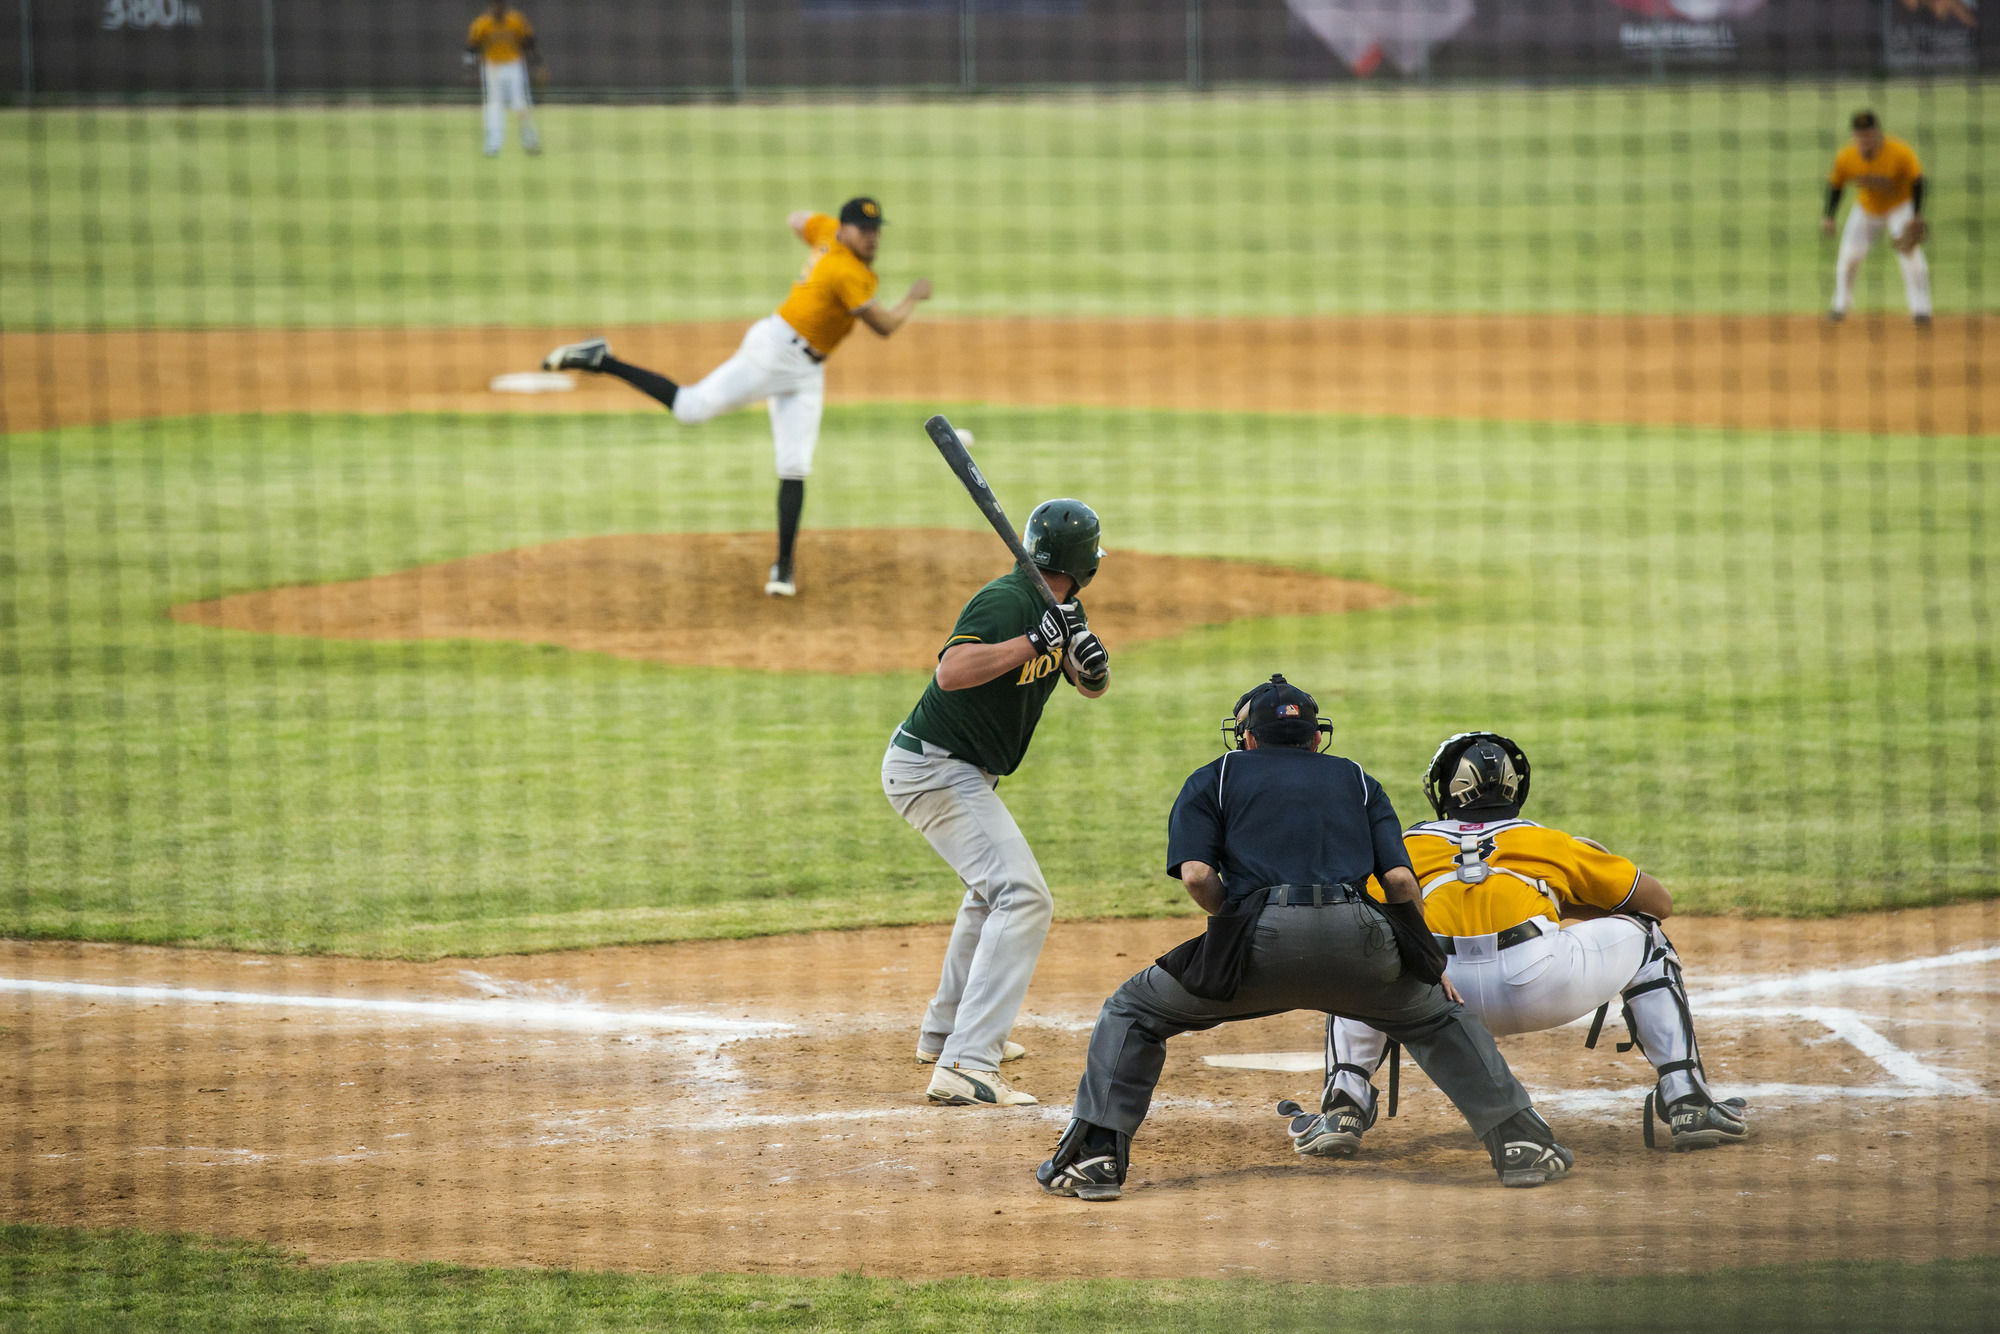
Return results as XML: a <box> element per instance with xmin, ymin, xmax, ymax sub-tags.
<box><xmin>882</xmin><ymin>498</ymin><xmax>1111</xmax><ymax>1108</ymax></box>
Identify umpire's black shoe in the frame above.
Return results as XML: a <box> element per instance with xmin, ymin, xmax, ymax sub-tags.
<box><xmin>1037</xmin><ymin>1153</ymin><xmax>1123</xmax><ymax>1202</ymax></box>
<box><xmin>1492</xmin><ymin>1139</ymin><xmax>1574</xmax><ymax>1188</ymax></box>
<box><xmin>1484</xmin><ymin>1107</ymin><xmax>1573</xmax><ymax>1187</ymax></box>
<box><xmin>1665</xmin><ymin>1095</ymin><xmax>1749</xmax><ymax>1151</ymax></box>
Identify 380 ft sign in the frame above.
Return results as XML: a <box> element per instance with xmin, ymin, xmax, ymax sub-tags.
<box><xmin>102</xmin><ymin>0</ymin><xmax>204</xmax><ymax>30</ymax></box>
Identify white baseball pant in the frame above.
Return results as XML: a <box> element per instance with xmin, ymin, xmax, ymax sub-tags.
<box><xmin>1832</xmin><ymin>201</ymin><xmax>1931</xmax><ymax>318</ymax></box>
<box><xmin>671</xmin><ymin>315</ymin><xmax>828</xmax><ymax>480</ymax></box>
<box><xmin>481</xmin><ymin>60</ymin><xmax>539</xmax><ymax>156</ymax></box>
<box><xmin>1328</xmin><ymin>915</ymin><xmax>1714</xmax><ymax>1110</ymax></box>
<box><xmin>882</xmin><ymin>734</ymin><xmax>1053</xmax><ymax>1074</ymax></box>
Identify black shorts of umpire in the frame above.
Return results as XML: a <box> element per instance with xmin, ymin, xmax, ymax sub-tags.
<box><xmin>1045</xmin><ymin>895</ymin><xmax>1573</xmax><ymax>1195</ymax></box>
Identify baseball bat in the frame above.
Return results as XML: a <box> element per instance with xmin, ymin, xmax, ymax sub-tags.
<box><xmin>924</xmin><ymin>414</ymin><xmax>1061</xmax><ymax>611</ymax></box>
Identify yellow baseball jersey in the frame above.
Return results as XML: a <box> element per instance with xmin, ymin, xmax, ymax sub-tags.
<box><xmin>468</xmin><ymin>9</ymin><xmax>533</xmax><ymax>65</ymax></box>
<box><xmin>1829</xmin><ymin>136</ymin><xmax>1923</xmax><ymax>217</ymax></box>
<box><xmin>1370</xmin><ymin>817</ymin><xmax>1642</xmax><ymax>938</ymax></box>
<box><xmin>775</xmin><ymin>213</ymin><xmax>879</xmax><ymax>357</ymax></box>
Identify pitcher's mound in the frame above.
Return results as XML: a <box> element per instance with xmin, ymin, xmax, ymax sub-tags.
<box><xmin>170</xmin><ymin>529</ymin><xmax>1400</xmax><ymax>674</ymax></box>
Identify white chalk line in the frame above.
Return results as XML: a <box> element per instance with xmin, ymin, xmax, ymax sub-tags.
<box><xmin>0</xmin><ymin>977</ymin><xmax>790</xmax><ymax>1040</ymax></box>
<box><xmin>1700</xmin><ymin>945</ymin><xmax>2000</xmax><ymax>1005</ymax></box>
<box><xmin>7</xmin><ymin>944</ymin><xmax>1992</xmax><ymax>1145</ymax></box>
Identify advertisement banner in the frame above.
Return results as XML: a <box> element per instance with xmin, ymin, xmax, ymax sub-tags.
<box><xmin>1883</xmin><ymin>0</ymin><xmax>1980</xmax><ymax>71</ymax></box>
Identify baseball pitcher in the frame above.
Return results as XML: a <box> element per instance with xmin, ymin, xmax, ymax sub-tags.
<box><xmin>1299</xmin><ymin>732</ymin><xmax>1749</xmax><ymax>1156</ymax></box>
<box><xmin>1824</xmin><ymin>110</ymin><xmax>1930</xmax><ymax>325</ymax></box>
<box><xmin>465</xmin><ymin>2</ymin><xmax>543</xmax><ymax>158</ymax></box>
<box><xmin>884</xmin><ymin>500</ymin><xmax>1110</xmax><ymax>1109</ymax></box>
<box><xmin>544</xmin><ymin>198</ymin><xmax>932</xmax><ymax>598</ymax></box>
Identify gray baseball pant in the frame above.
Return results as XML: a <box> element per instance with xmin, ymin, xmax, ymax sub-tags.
<box><xmin>882</xmin><ymin>739</ymin><xmax>1053</xmax><ymax>1072</ymax></box>
<box><xmin>1072</xmin><ymin>900</ymin><xmax>1532</xmax><ymax>1140</ymax></box>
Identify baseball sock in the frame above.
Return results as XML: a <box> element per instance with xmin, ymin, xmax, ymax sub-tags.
<box><xmin>775</xmin><ymin>479</ymin><xmax>805</xmax><ymax>570</ymax></box>
<box><xmin>599</xmin><ymin>357</ymin><xmax>678</xmax><ymax>409</ymax></box>
<box><xmin>1897</xmin><ymin>247</ymin><xmax>1932</xmax><ymax>318</ymax></box>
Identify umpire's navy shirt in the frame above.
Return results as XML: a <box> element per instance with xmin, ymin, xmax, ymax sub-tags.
<box><xmin>1166</xmin><ymin>746</ymin><xmax>1412</xmax><ymax>907</ymax></box>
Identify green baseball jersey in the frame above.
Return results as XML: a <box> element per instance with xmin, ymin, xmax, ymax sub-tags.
<box><xmin>900</xmin><ymin>567</ymin><xmax>1084</xmax><ymax>777</ymax></box>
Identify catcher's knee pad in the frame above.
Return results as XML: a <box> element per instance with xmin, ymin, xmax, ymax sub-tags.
<box><xmin>1617</xmin><ymin>918</ymin><xmax>1711</xmax><ymax>1107</ymax></box>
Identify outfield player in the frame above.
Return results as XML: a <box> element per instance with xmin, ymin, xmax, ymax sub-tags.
<box><xmin>883</xmin><ymin>500</ymin><xmax>1109</xmax><ymax>1109</ymax></box>
<box><xmin>465</xmin><ymin>1</ymin><xmax>543</xmax><ymax>158</ymax></box>
<box><xmin>1824</xmin><ymin>110</ymin><xmax>1930</xmax><ymax>325</ymax></box>
<box><xmin>1295</xmin><ymin>732</ymin><xmax>1749</xmax><ymax>1155</ymax></box>
<box><xmin>545</xmin><ymin>199</ymin><xmax>931</xmax><ymax>597</ymax></box>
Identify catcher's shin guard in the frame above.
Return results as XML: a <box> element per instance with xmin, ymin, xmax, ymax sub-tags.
<box><xmin>1322</xmin><ymin>1016</ymin><xmax>1394</xmax><ymax>1119</ymax></box>
<box><xmin>1616</xmin><ymin>917</ymin><xmax>1715</xmax><ymax>1109</ymax></box>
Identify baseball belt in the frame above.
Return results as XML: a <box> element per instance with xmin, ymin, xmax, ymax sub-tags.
<box><xmin>1434</xmin><ymin>919</ymin><xmax>1546</xmax><ymax>955</ymax></box>
<box><xmin>1268</xmin><ymin>883</ymin><xmax>1366</xmax><ymax>908</ymax></box>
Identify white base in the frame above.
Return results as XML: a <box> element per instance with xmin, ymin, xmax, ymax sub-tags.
<box><xmin>490</xmin><ymin>371</ymin><xmax>576</xmax><ymax>394</ymax></box>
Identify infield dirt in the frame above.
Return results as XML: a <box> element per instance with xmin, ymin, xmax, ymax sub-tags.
<box><xmin>5</xmin><ymin>314</ymin><xmax>1991</xmax><ymax>437</ymax></box>
<box><xmin>4</xmin><ymin>903</ymin><xmax>1994</xmax><ymax>1285</ymax></box>
<box><xmin>167</xmin><ymin>529</ymin><xmax>1400</xmax><ymax>673</ymax></box>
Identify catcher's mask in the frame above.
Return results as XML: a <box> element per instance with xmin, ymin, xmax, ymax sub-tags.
<box><xmin>1423</xmin><ymin>731</ymin><xmax>1531</xmax><ymax>818</ymax></box>
<box><xmin>1221</xmin><ymin>674</ymin><xmax>1333</xmax><ymax>753</ymax></box>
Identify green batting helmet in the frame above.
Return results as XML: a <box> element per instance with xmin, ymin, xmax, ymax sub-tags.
<box><xmin>1023</xmin><ymin>498</ymin><xmax>1103</xmax><ymax>589</ymax></box>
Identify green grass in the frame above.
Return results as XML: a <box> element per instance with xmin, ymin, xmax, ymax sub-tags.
<box><xmin>3</xmin><ymin>1226</ymin><xmax>1996</xmax><ymax>1332</ymax></box>
<box><xmin>2</xmin><ymin>83</ymin><xmax>1992</xmax><ymax>327</ymax></box>
<box><xmin>3</xmin><ymin>403</ymin><xmax>1992</xmax><ymax>955</ymax></box>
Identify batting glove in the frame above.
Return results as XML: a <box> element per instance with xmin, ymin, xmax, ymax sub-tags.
<box><xmin>1070</xmin><ymin>630</ymin><xmax>1109</xmax><ymax>687</ymax></box>
<box><xmin>1025</xmin><ymin>603</ymin><xmax>1080</xmax><ymax>657</ymax></box>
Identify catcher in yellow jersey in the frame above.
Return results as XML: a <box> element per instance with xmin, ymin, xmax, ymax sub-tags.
<box><xmin>544</xmin><ymin>198</ymin><xmax>931</xmax><ymax>598</ymax></box>
<box><xmin>1823</xmin><ymin>109</ymin><xmax>1931</xmax><ymax>324</ymax></box>
<box><xmin>1295</xmin><ymin>732</ymin><xmax>1748</xmax><ymax>1155</ymax></box>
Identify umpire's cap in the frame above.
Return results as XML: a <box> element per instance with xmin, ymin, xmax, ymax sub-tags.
<box><xmin>839</xmin><ymin>197</ymin><xmax>886</xmax><ymax>228</ymax></box>
<box><xmin>1233</xmin><ymin>674</ymin><xmax>1324</xmax><ymax>750</ymax></box>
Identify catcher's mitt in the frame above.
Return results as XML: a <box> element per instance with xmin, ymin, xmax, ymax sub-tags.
<box><xmin>1894</xmin><ymin>217</ymin><xmax>1927</xmax><ymax>254</ymax></box>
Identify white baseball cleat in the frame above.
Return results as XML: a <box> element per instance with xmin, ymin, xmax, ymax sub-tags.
<box><xmin>926</xmin><ymin>1064</ymin><xmax>1037</xmax><ymax>1107</ymax></box>
<box><xmin>916</xmin><ymin>1040</ymin><xmax>1025</xmax><ymax>1065</ymax></box>
<box><xmin>764</xmin><ymin>562</ymin><xmax>797</xmax><ymax>597</ymax></box>
<box><xmin>543</xmin><ymin>338</ymin><xmax>609</xmax><ymax>372</ymax></box>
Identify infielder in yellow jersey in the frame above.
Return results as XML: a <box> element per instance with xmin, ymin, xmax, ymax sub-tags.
<box><xmin>544</xmin><ymin>198</ymin><xmax>932</xmax><ymax>597</ymax></box>
<box><xmin>464</xmin><ymin>2</ymin><xmax>543</xmax><ymax>158</ymax></box>
<box><xmin>1823</xmin><ymin>109</ymin><xmax>1931</xmax><ymax>324</ymax></box>
<box><xmin>1294</xmin><ymin>732</ymin><xmax>1749</xmax><ymax>1155</ymax></box>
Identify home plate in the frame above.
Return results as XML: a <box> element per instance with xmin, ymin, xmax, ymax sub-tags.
<box><xmin>1205</xmin><ymin>1052</ymin><xmax>1321</xmax><ymax>1073</ymax></box>
<box><xmin>490</xmin><ymin>371</ymin><xmax>575</xmax><ymax>394</ymax></box>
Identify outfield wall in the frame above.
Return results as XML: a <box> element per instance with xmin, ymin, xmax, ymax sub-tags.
<box><xmin>7</xmin><ymin>0</ymin><xmax>1992</xmax><ymax>101</ymax></box>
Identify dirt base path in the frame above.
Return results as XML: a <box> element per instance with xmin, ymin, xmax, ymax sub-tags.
<box><xmin>4</xmin><ymin>903</ymin><xmax>1995</xmax><ymax>1284</ymax></box>
<box><xmin>5</xmin><ymin>315</ymin><xmax>1990</xmax><ymax>437</ymax></box>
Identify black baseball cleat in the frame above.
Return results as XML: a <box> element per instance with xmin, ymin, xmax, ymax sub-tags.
<box><xmin>1483</xmin><ymin>1107</ymin><xmax>1572</xmax><ymax>1187</ymax></box>
<box><xmin>1037</xmin><ymin>1152</ymin><xmax>1123</xmax><ymax>1202</ymax></box>
<box><xmin>1665</xmin><ymin>1095</ymin><xmax>1749</xmax><ymax>1151</ymax></box>
<box><xmin>1914</xmin><ymin>314</ymin><xmax>1933</xmax><ymax>328</ymax></box>
<box><xmin>1492</xmin><ymin>1140</ymin><xmax>1575</xmax><ymax>1188</ymax></box>
<box><xmin>1825</xmin><ymin>310</ymin><xmax>1846</xmax><ymax>324</ymax></box>
<box><xmin>1285</xmin><ymin>1094</ymin><xmax>1375</xmax><ymax>1159</ymax></box>
<box><xmin>543</xmin><ymin>338</ymin><xmax>609</xmax><ymax>372</ymax></box>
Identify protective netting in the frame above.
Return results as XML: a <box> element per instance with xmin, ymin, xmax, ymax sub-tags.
<box><xmin>2</xmin><ymin>3</ymin><xmax>1994</xmax><ymax>1328</ymax></box>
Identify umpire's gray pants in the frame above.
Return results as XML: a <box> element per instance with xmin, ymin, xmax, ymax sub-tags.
<box><xmin>1073</xmin><ymin>901</ymin><xmax>1531</xmax><ymax>1141</ymax></box>
<box><xmin>883</xmin><ymin>740</ymin><xmax>1054</xmax><ymax>1072</ymax></box>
